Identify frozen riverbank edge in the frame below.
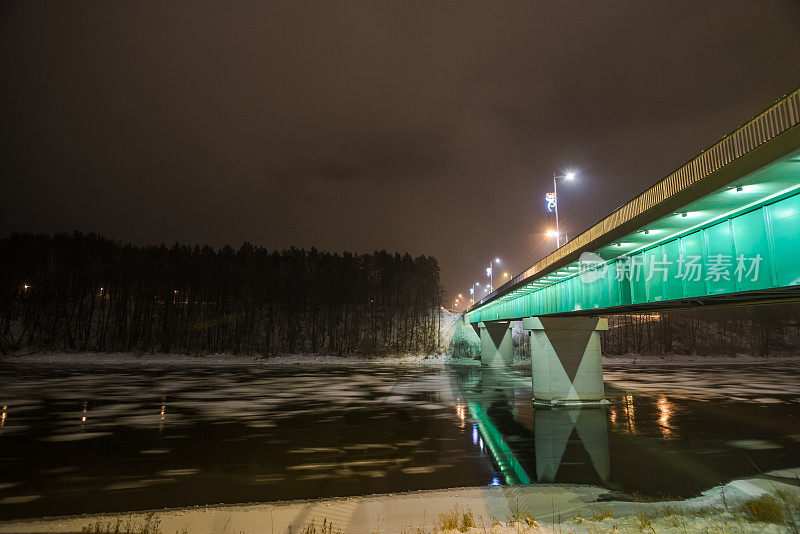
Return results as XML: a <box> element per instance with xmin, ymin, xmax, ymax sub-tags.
<box><xmin>2</xmin><ymin>470</ymin><xmax>799</xmax><ymax>533</ymax></box>
<box><xmin>3</xmin><ymin>350</ymin><xmax>800</xmax><ymax>368</ymax></box>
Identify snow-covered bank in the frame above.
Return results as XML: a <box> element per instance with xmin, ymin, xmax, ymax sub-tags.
<box><xmin>0</xmin><ymin>312</ymin><xmax>468</xmax><ymax>368</ymax></box>
<box><xmin>602</xmin><ymin>352</ymin><xmax>800</xmax><ymax>366</ymax></box>
<box><xmin>4</xmin><ymin>349</ymin><xmax>797</xmax><ymax>370</ymax></box>
<box><xmin>0</xmin><ymin>351</ymin><xmax>460</xmax><ymax>367</ymax></box>
<box><xmin>2</xmin><ymin>470</ymin><xmax>798</xmax><ymax>533</ymax></box>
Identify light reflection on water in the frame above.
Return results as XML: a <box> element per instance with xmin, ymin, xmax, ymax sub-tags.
<box><xmin>0</xmin><ymin>362</ymin><xmax>799</xmax><ymax>520</ymax></box>
<box><xmin>656</xmin><ymin>395</ymin><xmax>673</xmax><ymax>437</ymax></box>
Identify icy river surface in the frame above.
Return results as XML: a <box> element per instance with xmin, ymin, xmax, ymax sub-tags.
<box><xmin>1</xmin><ymin>358</ymin><xmax>800</xmax><ymax>519</ymax></box>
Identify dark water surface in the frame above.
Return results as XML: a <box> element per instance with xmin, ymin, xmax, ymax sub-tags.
<box><xmin>1</xmin><ymin>360</ymin><xmax>799</xmax><ymax>520</ymax></box>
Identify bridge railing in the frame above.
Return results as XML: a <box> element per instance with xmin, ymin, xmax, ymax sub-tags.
<box><xmin>471</xmin><ymin>87</ymin><xmax>800</xmax><ymax>311</ymax></box>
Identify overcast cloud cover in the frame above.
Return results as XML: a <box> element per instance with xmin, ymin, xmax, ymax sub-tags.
<box><xmin>2</xmin><ymin>1</ymin><xmax>800</xmax><ymax>296</ymax></box>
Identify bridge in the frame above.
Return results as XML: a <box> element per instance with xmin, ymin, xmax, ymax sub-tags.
<box><xmin>457</xmin><ymin>87</ymin><xmax>800</xmax><ymax>404</ymax></box>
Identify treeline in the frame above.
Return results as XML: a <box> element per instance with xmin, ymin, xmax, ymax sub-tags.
<box><xmin>603</xmin><ymin>304</ymin><xmax>800</xmax><ymax>357</ymax></box>
<box><xmin>0</xmin><ymin>232</ymin><xmax>443</xmax><ymax>355</ymax></box>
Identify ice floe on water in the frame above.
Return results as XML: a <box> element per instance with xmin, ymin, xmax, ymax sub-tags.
<box><xmin>158</xmin><ymin>469</ymin><xmax>200</xmax><ymax>476</ymax></box>
<box><xmin>603</xmin><ymin>356</ymin><xmax>800</xmax><ymax>403</ymax></box>
<box><xmin>727</xmin><ymin>439</ymin><xmax>783</xmax><ymax>450</ymax></box>
<box><xmin>138</xmin><ymin>448</ymin><xmax>169</xmax><ymax>455</ymax></box>
<box><xmin>0</xmin><ymin>495</ymin><xmax>40</xmax><ymax>505</ymax></box>
<box><xmin>40</xmin><ymin>431</ymin><xmax>112</xmax><ymax>441</ymax></box>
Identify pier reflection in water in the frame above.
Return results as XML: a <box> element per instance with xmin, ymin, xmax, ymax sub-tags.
<box><xmin>448</xmin><ymin>367</ymin><xmax>610</xmax><ymax>487</ymax></box>
<box><xmin>533</xmin><ymin>406</ymin><xmax>609</xmax><ymax>484</ymax></box>
<box><xmin>1</xmin><ymin>361</ymin><xmax>800</xmax><ymax>520</ymax></box>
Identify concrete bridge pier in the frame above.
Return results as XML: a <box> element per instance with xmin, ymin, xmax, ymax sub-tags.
<box><xmin>522</xmin><ymin>317</ymin><xmax>608</xmax><ymax>405</ymax></box>
<box><xmin>478</xmin><ymin>321</ymin><xmax>513</xmax><ymax>367</ymax></box>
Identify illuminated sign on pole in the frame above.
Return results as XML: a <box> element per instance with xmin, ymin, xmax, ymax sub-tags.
<box><xmin>545</xmin><ymin>192</ymin><xmax>557</xmax><ymax>213</ymax></box>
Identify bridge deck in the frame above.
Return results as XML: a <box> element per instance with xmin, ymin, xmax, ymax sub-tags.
<box><xmin>467</xmin><ymin>88</ymin><xmax>800</xmax><ymax>323</ymax></box>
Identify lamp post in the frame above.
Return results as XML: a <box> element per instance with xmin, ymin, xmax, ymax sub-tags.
<box><xmin>546</xmin><ymin>229</ymin><xmax>560</xmax><ymax>248</ymax></box>
<box><xmin>486</xmin><ymin>258</ymin><xmax>501</xmax><ymax>292</ymax></box>
<box><xmin>551</xmin><ymin>171</ymin><xmax>576</xmax><ymax>247</ymax></box>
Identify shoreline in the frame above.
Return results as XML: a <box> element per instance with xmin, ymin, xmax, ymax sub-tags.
<box><xmin>3</xmin><ymin>351</ymin><xmax>799</xmax><ymax>368</ymax></box>
<box><xmin>1</xmin><ymin>471</ymin><xmax>798</xmax><ymax>533</ymax></box>
<box><xmin>0</xmin><ymin>351</ymin><xmax>455</xmax><ymax>367</ymax></box>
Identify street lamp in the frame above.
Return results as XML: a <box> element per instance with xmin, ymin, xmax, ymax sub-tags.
<box><xmin>486</xmin><ymin>258</ymin><xmax>501</xmax><ymax>292</ymax></box>
<box><xmin>471</xmin><ymin>281</ymin><xmax>481</xmax><ymax>304</ymax></box>
<box><xmin>551</xmin><ymin>170</ymin><xmax>577</xmax><ymax>248</ymax></box>
<box><xmin>546</xmin><ymin>229</ymin><xmax>560</xmax><ymax>248</ymax></box>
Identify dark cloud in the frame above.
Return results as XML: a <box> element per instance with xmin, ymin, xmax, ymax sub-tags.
<box><xmin>1</xmin><ymin>0</ymin><xmax>799</xmax><ymax>298</ymax></box>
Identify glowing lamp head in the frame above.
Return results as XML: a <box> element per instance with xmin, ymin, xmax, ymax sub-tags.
<box><xmin>546</xmin><ymin>230</ymin><xmax>559</xmax><ymax>238</ymax></box>
<box><xmin>495</xmin><ymin>258</ymin><xmax>501</xmax><ymax>263</ymax></box>
<box><xmin>565</xmin><ymin>171</ymin><xmax>576</xmax><ymax>180</ymax></box>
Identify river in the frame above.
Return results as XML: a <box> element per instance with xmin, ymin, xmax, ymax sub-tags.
<box><xmin>1</xmin><ymin>358</ymin><xmax>799</xmax><ymax>520</ymax></box>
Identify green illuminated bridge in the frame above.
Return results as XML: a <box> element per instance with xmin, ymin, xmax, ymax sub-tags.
<box><xmin>458</xmin><ymin>88</ymin><xmax>800</xmax><ymax>405</ymax></box>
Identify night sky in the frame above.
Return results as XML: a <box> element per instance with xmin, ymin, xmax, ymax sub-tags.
<box><xmin>2</xmin><ymin>1</ymin><xmax>799</xmax><ymax>302</ymax></box>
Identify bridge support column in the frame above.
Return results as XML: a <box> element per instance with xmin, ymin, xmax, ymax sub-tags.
<box><xmin>522</xmin><ymin>317</ymin><xmax>608</xmax><ymax>404</ymax></box>
<box><xmin>478</xmin><ymin>321</ymin><xmax>512</xmax><ymax>367</ymax></box>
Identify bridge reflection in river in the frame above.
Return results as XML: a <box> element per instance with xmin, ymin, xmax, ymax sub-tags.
<box><xmin>448</xmin><ymin>363</ymin><xmax>800</xmax><ymax>496</ymax></box>
<box><xmin>449</xmin><ymin>366</ymin><xmax>609</xmax><ymax>487</ymax></box>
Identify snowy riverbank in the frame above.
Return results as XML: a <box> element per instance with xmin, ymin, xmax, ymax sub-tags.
<box><xmin>2</xmin><ymin>470</ymin><xmax>798</xmax><ymax>533</ymax></box>
<box><xmin>4</xmin><ymin>350</ymin><xmax>798</xmax><ymax>368</ymax></box>
<box><xmin>603</xmin><ymin>351</ymin><xmax>800</xmax><ymax>366</ymax></box>
<box><xmin>0</xmin><ymin>351</ymin><xmax>454</xmax><ymax>367</ymax></box>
